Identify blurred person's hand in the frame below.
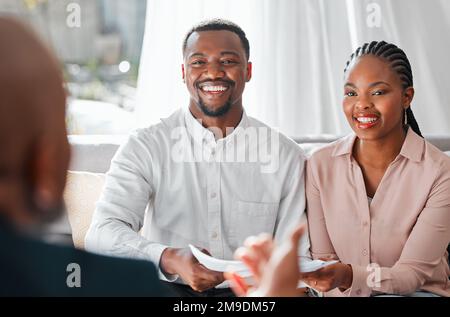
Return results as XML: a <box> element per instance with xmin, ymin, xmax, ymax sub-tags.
<box><xmin>160</xmin><ymin>247</ymin><xmax>224</xmax><ymax>292</ymax></box>
<box><xmin>226</xmin><ymin>224</ymin><xmax>308</xmax><ymax>297</ymax></box>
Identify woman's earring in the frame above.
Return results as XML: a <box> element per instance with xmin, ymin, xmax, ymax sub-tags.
<box><xmin>404</xmin><ymin>108</ymin><xmax>408</xmax><ymax>126</ymax></box>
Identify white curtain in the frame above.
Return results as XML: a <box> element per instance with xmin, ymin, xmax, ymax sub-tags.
<box><xmin>135</xmin><ymin>0</ymin><xmax>450</xmax><ymax>137</ymax></box>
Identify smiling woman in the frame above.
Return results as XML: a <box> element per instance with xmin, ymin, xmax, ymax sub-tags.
<box><xmin>343</xmin><ymin>41</ymin><xmax>421</xmax><ymax>139</ymax></box>
<box><xmin>302</xmin><ymin>41</ymin><xmax>450</xmax><ymax>297</ymax></box>
<box><xmin>228</xmin><ymin>40</ymin><xmax>450</xmax><ymax>298</ymax></box>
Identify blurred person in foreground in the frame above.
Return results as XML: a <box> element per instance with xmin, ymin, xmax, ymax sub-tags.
<box><xmin>0</xmin><ymin>17</ymin><xmax>170</xmax><ymax>296</ymax></box>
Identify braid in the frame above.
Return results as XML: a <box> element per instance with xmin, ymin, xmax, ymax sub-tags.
<box><xmin>344</xmin><ymin>41</ymin><xmax>423</xmax><ymax>137</ymax></box>
<box><xmin>406</xmin><ymin>107</ymin><xmax>423</xmax><ymax>137</ymax></box>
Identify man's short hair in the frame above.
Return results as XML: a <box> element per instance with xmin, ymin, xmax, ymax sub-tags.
<box><xmin>182</xmin><ymin>18</ymin><xmax>250</xmax><ymax>61</ymax></box>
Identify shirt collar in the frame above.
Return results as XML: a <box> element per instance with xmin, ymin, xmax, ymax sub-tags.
<box><xmin>183</xmin><ymin>108</ymin><xmax>249</xmax><ymax>145</ymax></box>
<box><xmin>399</xmin><ymin>127</ymin><xmax>425</xmax><ymax>162</ymax></box>
<box><xmin>331</xmin><ymin>134</ymin><xmax>356</xmax><ymax>157</ymax></box>
<box><xmin>332</xmin><ymin>127</ymin><xmax>425</xmax><ymax>163</ymax></box>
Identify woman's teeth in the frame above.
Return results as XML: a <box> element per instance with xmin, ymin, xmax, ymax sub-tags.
<box><xmin>356</xmin><ymin>117</ymin><xmax>378</xmax><ymax>123</ymax></box>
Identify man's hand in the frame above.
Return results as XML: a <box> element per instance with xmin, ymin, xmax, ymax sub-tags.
<box><xmin>160</xmin><ymin>247</ymin><xmax>224</xmax><ymax>292</ymax></box>
<box><xmin>226</xmin><ymin>224</ymin><xmax>308</xmax><ymax>297</ymax></box>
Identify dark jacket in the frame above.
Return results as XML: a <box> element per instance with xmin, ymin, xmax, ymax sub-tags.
<box><xmin>0</xmin><ymin>218</ymin><xmax>171</xmax><ymax>297</ymax></box>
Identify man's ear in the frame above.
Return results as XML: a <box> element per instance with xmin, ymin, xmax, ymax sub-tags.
<box><xmin>182</xmin><ymin>64</ymin><xmax>185</xmax><ymax>82</ymax></box>
<box><xmin>403</xmin><ymin>87</ymin><xmax>415</xmax><ymax>109</ymax></box>
<box><xmin>246</xmin><ymin>62</ymin><xmax>252</xmax><ymax>82</ymax></box>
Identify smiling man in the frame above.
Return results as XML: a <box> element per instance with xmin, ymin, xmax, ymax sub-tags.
<box><xmin>182</xmin><ymin>26</ymin><xmax>250</xmax><ymax>135</ymax></box>
<box><xmin>85</xmin><ymin>19</ymin><xmax>310</xmax><ymax>297</ymax></box>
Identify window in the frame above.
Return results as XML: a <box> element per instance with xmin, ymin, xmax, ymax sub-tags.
<box><xmin>0</xmin><ymin>0</ymin><xmax>147</xmax><ymax>135</ymax></box>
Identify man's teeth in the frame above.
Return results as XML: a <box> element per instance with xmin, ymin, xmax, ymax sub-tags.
<box><xmin>357</xmin><ymin>117</ymin><xmax>378</xmax><ymax>123</ymax></box>
<box><xmin>201</xmin><ymin>86</ymin><xmax>228</xmax><ymax>92</ymax></box>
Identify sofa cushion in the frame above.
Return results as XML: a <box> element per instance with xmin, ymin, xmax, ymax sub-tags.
<box><xmin>68</xmin><ymin>135</ymin><xmax>127</xmax><ymax>173</ymax></box>
<box><xmin>64</xmin><ymin>171</ymin><xmax>105</xmax><ymax>249</ymax></box>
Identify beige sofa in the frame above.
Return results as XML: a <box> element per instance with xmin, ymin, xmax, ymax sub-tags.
<box><xmin>64</xmin><ymin>171</ymin><xmax>105</xmax><ymax>248</ymax></box>
<box><xmin>63</xmin><ymin>134</ymin><xmax>450</xmax><ymax>249</ymax></box>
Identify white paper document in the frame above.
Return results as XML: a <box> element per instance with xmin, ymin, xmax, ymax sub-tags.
<box><xmin>189</xmin><ymin>244</ymin><xmax>251</xmax><ymax>276</ymax></box>
<box><xmin>189</xmin><ymin>244</ymin><xmax>338</xmax><ymax>277</ymax></box>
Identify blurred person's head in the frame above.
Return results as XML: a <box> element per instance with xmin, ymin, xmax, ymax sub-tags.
<box><xmin>0</xmin><ymin>17</ymin><xmax>70</xmax><ymax>229</ymax></box>
<box><xmin>181</xmin><ymin>19</ymin><xmax>252</xmax><ymax>118</ymax></box>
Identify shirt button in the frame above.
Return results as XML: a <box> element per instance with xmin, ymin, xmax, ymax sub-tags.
<box><xmin>363</xmin><ymin>221</ymin><xmax>368</xmax><ymax>226</ymax></box>
<box><xmin>356</xmin><ymin>289</ymin><xmax>362</xmax><ymax>296</ymax></box>
<box><xmin>210</xmin><ymin>192</ymin><xmax>217</xmax><ymax>199</ymax></box>
<box><xmin>211</xmin><ymin>232</ymin><xmax>218</xmax><ymax>239</ymax></box>
<box><xmin>211</xmin><ymin>149</ymin><xmax>216</xmax><ymax>155</ymax></box>
<box><xmin>362</xmin><ymin>249</ymin><xmax>368</xmax><ymax>256</ymax></box>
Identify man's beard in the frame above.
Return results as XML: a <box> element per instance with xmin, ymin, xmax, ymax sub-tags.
<box><xmin>197</xmin><ymin>96</ymin><xmax>233</xmax><ymax>117</ymax></box>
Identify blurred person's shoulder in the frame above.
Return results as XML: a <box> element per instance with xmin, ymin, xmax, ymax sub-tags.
<box><xmin>0</xmin><ymin>223</ymin><xmax>169</xmax><ymax>296</ymax></box>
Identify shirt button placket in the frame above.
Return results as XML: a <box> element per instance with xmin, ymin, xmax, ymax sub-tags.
<box><xmin>361</xmin><ymin>218</ymin><xmax>371</xmax><ymax>267</ymax></box>
<box><xmin>207</xmin><ymin>155</ymin><xmax>222</xmax><ymax>258</ymax></box>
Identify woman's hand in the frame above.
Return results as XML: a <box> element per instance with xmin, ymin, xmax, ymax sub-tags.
<box><xmin>300</xmin><ymin>262</ymin><xmax>353</xmax><ymax>293</ymax></box>
<box><xmin>225</xmin><ymin>224</ymin><xmax>308</xmax><ymax>297</ymax></box>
